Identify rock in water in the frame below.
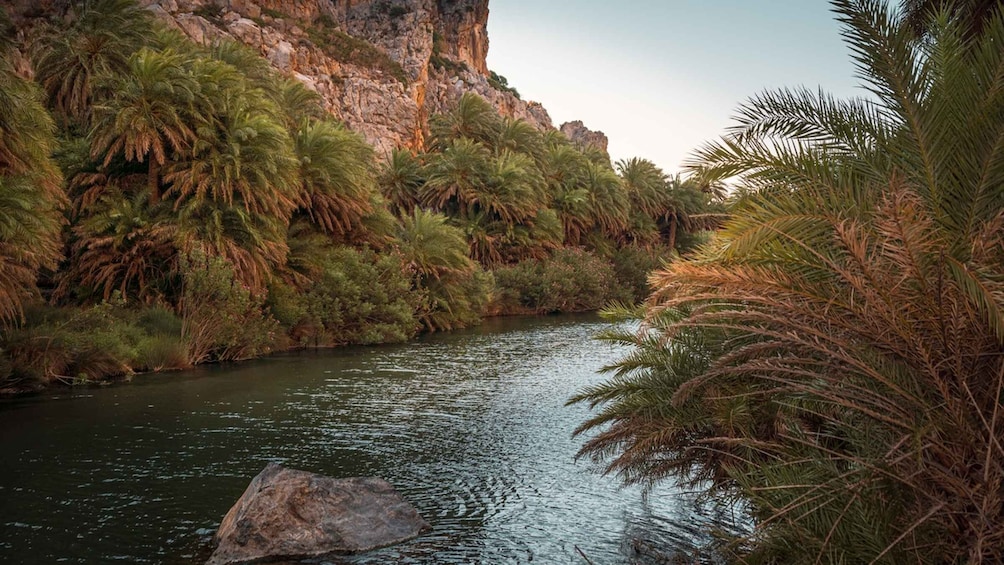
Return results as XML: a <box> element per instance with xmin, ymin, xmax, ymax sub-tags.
<box><xmin>207</xmin><ymin>462</ymin><xmax>430</xmax><ymax>565</ymax></box>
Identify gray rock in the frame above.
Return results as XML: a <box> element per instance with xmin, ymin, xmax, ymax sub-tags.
<box><xmin>268</xmin><ymin>40</ymin><xmax>294</xmax><ymax>71</ymax></box>
<box><xmin>207</xmin><ymin>462</ymin><xmax>430</xmax><ymax>565</ymax></box>
<box><xmin>560</xmin><ymin>120</ymin><xmax>610</xmax><ymax>155</ymax></box>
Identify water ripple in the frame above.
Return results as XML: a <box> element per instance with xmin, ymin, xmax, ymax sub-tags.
<box><xmin>0</xmin><ymin>314</ymin><xmax>745</xmax><ymax>564</ymax></box>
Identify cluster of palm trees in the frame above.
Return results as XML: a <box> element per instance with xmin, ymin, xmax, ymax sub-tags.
<box><xmin>385</xmin><ymin>93</ymin><xmax>720</xmax><ymax>268</ymax></box>
<box><xmin>1</xmin><ymin>0</ymin><xmax>718</xmax><ymax>385</ymax></box>
<box><xmin>574</xmin><ymin>0</ymin><xmax>1004</xmax><ymax>562</ymax></box>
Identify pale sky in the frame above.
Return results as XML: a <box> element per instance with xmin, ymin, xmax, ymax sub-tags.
<box><xmin>486</xmin><ymin>1</ymin><xmax>862</xmax><ymax>175</ymax></box>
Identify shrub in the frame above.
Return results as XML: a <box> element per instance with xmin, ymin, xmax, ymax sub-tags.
<box><xmin>180</xmin><ymin>252</ymin><xmax>279</xmax><ymax>364</ymax></box>
<box><xmin>268</xmin><ymin>246</ymin><xmax>418</xmax><ymax>346</ymax></box>
<box><xmin>193</xmin><ymin>5</ymin><xmax>224</xmax><ymax>25</ymax></box>
<box><xmin>0</xmin><ymin>300</ymin><xmax>189</xmax><ymax>391</ymax></box>
<box><xmin>132</xmin><ymin>305</ymin><xmax>188</xmax><ymax>371</ymax></box>
<box><xmin>608</xmin><ymin>244</ymin><xmax>673</xmax><ymax>305</ymax></box>
<box><xmin>488</xmin><ymin>70</ymin><xmax>520</xmax><ymax>99</ymax></box>
<box><xmin>417</xmin><ymin>268</ymin><xmax>493</xmax><ymax>331</ymax></box>
<box><xmin>493</xmin><ymin>248</ymin><xmax>625</xmax><ymax>314</ymax></box>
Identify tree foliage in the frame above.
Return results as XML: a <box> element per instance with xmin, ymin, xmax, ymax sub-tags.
<box><xmin>0</xmin><ymin>47</ymin><xmax>65</xmax><ymax>322</ymax></box>
<box><xmin>573</xmin><ymin>1</ymin><xmax>1004</xmax><ymax>562</ymax></box>
<box><xmin>1</xmin><ymin>0</ymin><xmax>720</xmax><ymax>390</ymax></box>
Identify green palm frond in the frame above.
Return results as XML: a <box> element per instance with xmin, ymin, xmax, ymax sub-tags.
<box><xmin>573</xmin><ymin>1</ymin><xmax>1004</xmax><ymax>561</ymax></box>
<box><xmin>294</xmin><ymin>118</ymin><xmax>377</xmax><ymax>238</ymax></box>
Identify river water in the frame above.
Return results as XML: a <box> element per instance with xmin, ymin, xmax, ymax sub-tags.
<box><xmin>0</xmin><ymin>314</ymin><xmax>738</xmax><ymax>563</ymax></box>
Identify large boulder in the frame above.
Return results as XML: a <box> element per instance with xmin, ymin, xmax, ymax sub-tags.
<box><xmin>207</xmin><ymin>462</ymin><xmax>430</xmax><ymax>565</ymax></box>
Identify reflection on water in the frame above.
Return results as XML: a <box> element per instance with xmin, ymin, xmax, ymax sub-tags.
<box><xmin>0</xmin><ymin>314</ymin><xmax>740</xmax><ymax>563</ymax></box>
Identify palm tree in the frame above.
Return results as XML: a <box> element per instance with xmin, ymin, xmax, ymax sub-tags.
<box><xmin>493</xmin><ymin>117</ymin><xmax>543</xmax><ymax>156</ymax></box>
<box><xmin>273</xmin><ymin>77</ymin><xmax>325</xmax><ymax>130</ymax></box>
<box><xmin>575</xmin><ymin>1</ymin><xmax>1004</xmax><ymax>562</ymax></box>
<box><xmin>378</xmin><ymin>149</ymin><xmax>424</xmax><ymax>217</ymax></box>
<box><xmin>583</xmin><ymin>160</ymin><xmax>628</xmax><ymax>237</ymax></box>
<box><xmin>452</xmin><ymin>211</ymin><xmax>505</xmax><ymax>267</ymax></box>
<box><xmin>165</xmin><ymin>67</ymin><xmax>297</xmax><ymax>290</ymax></box>
<box><xmin>616</xmin><ymin>158</ymin><xmax>670</xmax><ymax>247</ymax></box>
<box><xmin>89</xmin><ymin>48</ymin><xmax>198</xmax><ymax>205</ymax></box>
<box><xmin>208</xmin><ymin>39</ymin><xmax>279</xmax><ymax>92</ymax></box>
<box><xmin>31</xmin><ymin>0</ymin><xmax>153</xmax><ymax>126</ymax></box>
<box><xmin>0</xmin><ymin>73</ymin><xmax>61</xmax><ymax>194</ymax></box>
<box><xmin>428</xmin><ymin>92</ymin><xmax>501</xmax><ymax>150</ymax></box>
<box><xmin>164</xmin><ymin>64</ymin><xmax>299</xmax><ymax>221</ymax></box>
<box><xmin>293</xmin><ymin>118</ymin><xmax>377</xmax><ymax>239</ymax></box>
<box><xmin>0</xmin><ymin>175</ymin><xmax>65</xmax><ymax>322</ymax></box>
<box><xmin>0</xmin><ymin>64</ymin><xmax>65</xmax><ymax>322</ymax></box>
<box><xmin>396</xmin><ymin>209</ymin><xmax>484</xmax><ymax>331</ymax></box>
<box><xmin>901</xmin><ymin>0</ymin><xmax>1001</xmax><ymax>39</ymax></box>
<box><xmin>477</xmin><ymin>149</ymin><xmax>546</xmax><ymax>226</ymax></box>
<box><xmin>56</xmin><ymin>188</ymin><xmax>179</xmax><ymax>303</ymax></box>
<box><xmin>397</xmin><ymin>209</ymin><xmax>473</xmax><ymax>281</ymax></box>
<box><xmin>174</xmin><ymin>198</ymin><xmax>289</xmax><ymax>294</ymax></box>
<box><xmin>541</xmin><ymin>143</ymin><xmax>592</xmax><ymax>245</ymax></box>
<box><xmin>421</xmin><ymin>137</ymin><xmax>490</xmax><ymax>216</ymax></box>
<box><xmin>616</xmin><ymin>158</ymin><xmax>670</xmax><ymax>219</ymax></box>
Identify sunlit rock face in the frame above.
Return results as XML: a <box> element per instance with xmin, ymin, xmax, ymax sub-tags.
<box><xmin>560</xmin><ymin>120</ymin><xmax>610</xmax><ymax>154</ymax></box>
<box><xmin>124</xmin><ymin>0</ymin><xmax>554</xmax><ymax>156</ymax></box>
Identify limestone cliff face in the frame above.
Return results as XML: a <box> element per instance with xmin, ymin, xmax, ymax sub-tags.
<box><xmin>560</xmin><ymin>120</ymin><xmax>610</xmax><ymax>154</ymax></box>
<box><xmin>435</xmin><ymin>0</ymin><xmax>489</xmax><ymax>75</ymax></box>
<box><xmin>128</xmin><ymin>0</ymin><xmax>553</xmax><ymax>156</ymax></box>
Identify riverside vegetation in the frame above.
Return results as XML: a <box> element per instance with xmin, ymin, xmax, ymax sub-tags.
<box><xmin>572</xmin><ymin>0</ymin><xmax>1004</xmax><ymax>562</ymax></box>
<box><xmin>0</xmin><ymin>0</ymin><xmax>721</xmax><ymax>393</ymax></box>
<box><xmin>5</xmin><ymin>0</ymin><xmax>1003</xmax><ymax>563</ymax></box>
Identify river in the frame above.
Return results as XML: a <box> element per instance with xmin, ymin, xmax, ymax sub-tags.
<box><xmin>0</xmin><ymin>314</ymin><xmax>738</xmax><ymax>563</ymax></box>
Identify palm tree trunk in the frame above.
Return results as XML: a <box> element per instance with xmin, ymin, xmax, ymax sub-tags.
<box><xmin>148</xmin><ymin>159</ymin><xmax>160</xmax><ymax>206</ymax></box>
<box><xmin>667</xmin><ymin>215</ymin><xmax>678</xmax><ymax>251</ymax></box>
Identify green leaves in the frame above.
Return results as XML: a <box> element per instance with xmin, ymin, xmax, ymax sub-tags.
<box><xmin>576</xmin><ymin>1</ymin><xmax>1004</xmax><ymax>562</ymax></box>
<box><xmin>0</xmin><ymin>65</ymin><xmax>65</xmax><ymax>322</ymax></box>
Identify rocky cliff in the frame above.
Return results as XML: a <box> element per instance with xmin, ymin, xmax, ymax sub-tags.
<box><xmin>99</xmin><ymin>0</ymin><xmax>557</xmax><ymax>156</ymax></box>
<box><xmin>560</xmin><ymin>120</ymin><xmax>610</xmax><ymax>155</ymax></box>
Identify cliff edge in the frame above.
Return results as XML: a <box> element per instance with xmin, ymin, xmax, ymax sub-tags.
<box><xmin>136</xmin><ymin>0</ymin><xmax>560</xmax><ymax>156</ymax></box>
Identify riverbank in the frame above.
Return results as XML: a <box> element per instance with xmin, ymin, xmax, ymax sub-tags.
<box><xmin>0</xmin><ymin>252</ymin><xmax>638</xmax><ymax>397</ymax></box>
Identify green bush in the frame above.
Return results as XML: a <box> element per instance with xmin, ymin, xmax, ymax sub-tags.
<box><xmin>131</xmin><ymin>305</ymin><xmax>188</xmax><ymax>371</ymax></box>
<box><xmin>488</xmin><ymin>70</ymin><xmax>520</xmax><ymax>99</ymax></box>
<box><xmin>418</xmin><ymin>268</ymin><xmax>493</xmax><ymax>331</ymax></box>
<box><xmin>0</xmin><ymin>300</ymin><xmax>189</xmax><ymax>392</ymax></box>
<box><xmin>269</xmin><ymin>246</ymin><xmax>417</xmax><ymax>346</ymax></box>
<box><xmin>608</xmin><ymin>244</ymin><xmax>673</xmax><ymax>305</ymax></box>
<box><xmin>180</xmin><ymin>252</ymin><xmax>279</xmax><ymax>364</ymax></box>
<box><xmin>493</xmin><ymin>248</ymin><xmax>625</xmax><ymax>314</ymax></box>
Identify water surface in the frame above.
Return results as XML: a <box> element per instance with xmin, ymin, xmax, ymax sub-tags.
<box><xmin>0</xmin><ymin>314</ymin><xmax>736</xmax><ymax>563</ymax></box>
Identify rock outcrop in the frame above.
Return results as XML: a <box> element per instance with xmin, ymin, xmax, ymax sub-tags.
<box><xmin>207</xmin><ymin>462</ymin><xmax>429</xmax><ymax>565</ymax></box>
<box><xmin>133</xmin><ymin>0</ymin><xmax>553</xmax><ymax>156</ymax></box>
<box><xmin>560</xmin><ymin>120</ymin><xmax>610</xmax><ymax>155</ymax></box>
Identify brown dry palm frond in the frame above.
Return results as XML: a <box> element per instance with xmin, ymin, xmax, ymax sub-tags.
<box><xmin>175</xmin><ymin>199</ymin><xmax>289</xmax><ymax>296</ymax></box>
<box><xmin>55</xmin><ymin>188</ymin><xmax>179</xmax><ymax>305</ymax></box>
<box><xmin>647</xmin><ymin>185</ymin><xmax>1004</xmax><ymax>562</ymax></box>
<box><xmin>30</xmin><ymin>0</ymin><xmax>153</xmax><ymax>126</ymax></box>
<box><xmin>573</xmin><ymin>1</ymin><xmax>1004</xmax><ymax>562</ymax></box>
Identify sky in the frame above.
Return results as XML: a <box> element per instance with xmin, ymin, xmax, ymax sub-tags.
<box><xmin>485</xmin><ymin>1</ymin><xmax>863</xmax><ymax>176</ymax></box>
